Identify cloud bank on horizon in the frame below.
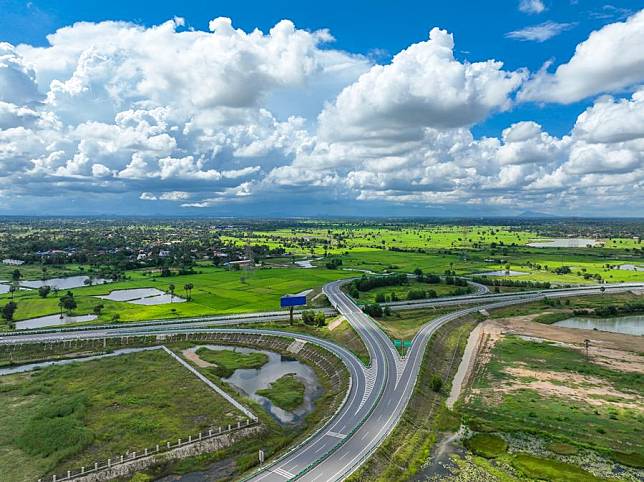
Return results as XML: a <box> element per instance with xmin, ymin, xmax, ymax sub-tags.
<box><xmin>0</xmin><ymin>8</ymin><xmax>643</xmax><ymax>216</ymax></box>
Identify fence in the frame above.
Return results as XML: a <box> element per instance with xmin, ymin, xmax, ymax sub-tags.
<box><xmin>43</xmin><ymin>418</ymin><xmax>258</xmax><ymax>482</ymax></box>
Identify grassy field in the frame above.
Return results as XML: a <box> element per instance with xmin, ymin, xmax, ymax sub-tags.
<box><xmin>195</xmin><ymin>348</ymin><xmax>269</xmax><ymax>377</ymax></box>
<box><xmin>375</xmin><ymin>307</ymin><xmax>469</xmax><ymax>340</ymax></box>
<box><xmin>352</xmin><ymin>279</ymin><xmax>470</xmax><ymax>304</ymax></box>
<box><xmin>0</xmin><ymin>349</ymin><xmax>244</xmax><ymax>482</ymax></box>
<box><xmin>463</xmin><ymin>336</ymin><xmax>643</xmax><ymax>457</ymax></box>
<box><xmin>0</xmin><ymin>266</ymin><xmax>353</xmax><ymax>328</ymax></box>
<box><xmin>256</xmin><ymin>374</ymin><xmax>306</xmax><ymax>411</ymax></box>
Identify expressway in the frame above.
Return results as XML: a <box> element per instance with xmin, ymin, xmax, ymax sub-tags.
<box><xmin>1</xmin><ymin>282</ymin><xmax>642</xmax><ymax>481</ymax></box>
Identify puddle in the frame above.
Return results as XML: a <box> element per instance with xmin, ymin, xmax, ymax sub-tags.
<box><xmin>188</xmin><ymin>345</ymin><xmax>322</xmax><ymax>425</ymax></box>
<box><xmin>15</xmin><ymin>313</ymin><xmax>98</xmax><ymax>330</ymax></box>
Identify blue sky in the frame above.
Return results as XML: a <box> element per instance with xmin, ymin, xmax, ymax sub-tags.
<box><xmin>0</xmin><ymin>1</ymin><xmax>643</xmax><ymax>216</ymax></box>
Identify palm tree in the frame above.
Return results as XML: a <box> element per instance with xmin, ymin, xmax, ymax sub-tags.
<box><xmin>183</xmin><ymin>283</ymin><xmax>194</xmax><ymax>301</ymax></box>
<box><xmin>168</xmin><ymin>284</ymin><xmax>175</xmax><ymax>302</ymax></box>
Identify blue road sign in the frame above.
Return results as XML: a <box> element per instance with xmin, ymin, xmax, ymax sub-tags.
<box><xmin>280</xmin><ymin>295</ymin><xmax>307</xmax><ymax>308</ymax></box>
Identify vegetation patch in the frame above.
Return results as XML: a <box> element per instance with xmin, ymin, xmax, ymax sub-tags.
<box><xmin>256</xmin><ymin>374</ymin><xmax>305</xmax><ymax>411</ymax></box>
<box><xmin>511</xmin><ymin>453</ymin><xmax>605</xmax><ymax>482</ymax></box>
<box><xmin>464</xmin><ymin>433</ymin><xmax>507</xmax><ymax>458</ymax></box>
<box><xmin>547</xmin><ymin>442</ymin><xmax>578</xmax><ymax>455</ymax></box>
<box><xmin>195</xmin><ymin>348</ymin><xmax>269</xmax><ymax>377</ymax></box>
<box><xmin>464</xmin><ymin>334</ymin><xmax>643</xmax><ymax>463</ymax></box>
<box><xmin>0</xmin><ymin>349</ymin><xmax>244</xmax><ymax>481</ymax></box>
<box><xmin>610</xmin><ymin>451</ymin><xmax>644</xmax><ymax>468</ymax></box>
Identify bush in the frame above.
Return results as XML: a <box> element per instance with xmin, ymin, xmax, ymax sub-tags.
<box><xmin>362</xmin><ymin>303</ymin><xmax>383</xmax><ymax>317</ymax></box>
<box><xmin>375</xmin><ymin>293</ymin><xmax>386</xmax><ymax>303</ymax></box>
<box><xmin>464</xmin><ymin>433</ymin><xmax>507</xmax><ymax>458</ymax></box>
<box><xmin>430</xmin><ymin>374</ymin><xmax>443</xmax><ymax>392</ymax></box>
<box><xmin>302</xmin><ymin>310</ymin><xmax>325</xmax><ymax>326</ymax></box>
<box><xmin>407</xmin><ymin>289</ymin><xmax>426</xmax><ymax>300</ymax></box>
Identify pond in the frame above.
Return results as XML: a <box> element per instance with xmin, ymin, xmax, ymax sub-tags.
<box><xmin>554</xmin><ymin>315</ymin><xmax>643</xmax><ymax>336</ymax></box>
<box><xmin>19</xmin><ymin>275</ymin><xmax>111</xmax><ymax>290</ymax></box>
<box><xmin>14</xmin><ymin>313</ymin><xmax>98</xmax><ymax>330</ymax></box>
<box><xmin>527</xmin><ymin>238</ymin><xmax>599</xmax><ymax>248</ymax></box>
<box><xmin>96</xmin><ymin>288</ymin><xmax>186</xmax><ymax>305</ymax></box>
<box><xmin>187</xmin><ymin>344</ymin><xmax>322</xmax><ymax>425</ymax></box>
<box><xmin>295</xmin><ymin>260</ymin><xmax>314</xmax><ymax>268</ymax></box>
<box><xmin>477</xmin><ymin>270</ymin><xmax>527</xmax><ymax>277</ymax></box>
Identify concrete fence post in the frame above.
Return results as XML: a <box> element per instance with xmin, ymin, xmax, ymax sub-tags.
<box><xmin>156</xmin><ymin>444</ymin><xmax>159</xmax><ymax>452</ymax></box>
<box><xmin>108</xmin><ymin>459</ymin><xmax>111</xmax><ymax>468</ymax></box>
<box><xmin>67</xmin><ymin>471</ymin><xmax>71</xmax><ymax>478</ymax></box>
<box><xmin>209</xmin><ymin>429</ymin><xmax>213</xmax><ymax>436</ymax></box>
<box><xmin>178</xmin><ymin>438</ymin><xmax>181</xmax><ymax>445</ymax></box>
<box><xmin>219</xmin><ymin>427</ymin><xmax>222</xmax><ymax>433</ymax></box>
<box><xmin>199</xmin><ymin>432</ymin><xmax>202</xmax><ymax>440</ymax></box>
<box><xmin>132</xmin><ymin>452</ymin><xmax>136</xmax><ymax>459</ymax></box>
<box><xmin>238</xmin><ymin>421</ymin><xmax>241</xmax><ymax>428</ymax></box>
<box><xmin>188</xmin><ymin>435</ymin><xmax>192</xmax><ymax>442</ymax></box>
<box><xmin>94</xmin><ymin>462</ymin><xmax>98</xmax><ymax>470</ymax></box>
<box><xmin>228</xmin><ymin>424</ymin><xmax>231</xmax><ymax>431</ymax></box>
<box><xmin>246</xmin><ymin>419</ymin><xmax>250</xmax><ymax>426</ymax></box>
<box><xmin>52</xmin><ymin>475</ymin><xmax>56</xmax><ymax>482</ymax></box>
<box><xmin>167</xmin><ymin>441</ymin><xmax>171</xmax><ymax>449</ymax></box>
<box><xmin>81</xmin><ymin>467</ymin><xmax>84</xmax><ymax>474</ymax></box>
<box><xmin>120</xmin><ymin>455</ymin><xmax>124</xmax><ymax>463</ymax></box>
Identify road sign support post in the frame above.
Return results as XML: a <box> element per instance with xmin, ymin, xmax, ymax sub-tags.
<box><xmin>289</xmin><ymin>306</ymin><xmax>294</xmax><ymax>325</ymax></box>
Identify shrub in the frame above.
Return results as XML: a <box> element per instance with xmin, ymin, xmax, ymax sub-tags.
<box><xmin>430</xmin><ymin>374</ymin><xmax>443</xmax><ymax>393</ymax></box>
<box><xmin>362</xmin><ymin>303</ymin><xmax>383</xmax><ymax>317</ymax></box>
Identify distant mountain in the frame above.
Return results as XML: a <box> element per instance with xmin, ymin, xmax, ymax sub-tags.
<box><xmin>517</xmin><ymin>210</ymin><xmax>559</xmax><ymax>218</ymax></box>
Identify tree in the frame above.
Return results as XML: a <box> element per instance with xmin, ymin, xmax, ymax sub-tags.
<box><xmin>111</xmin><ymin>313</ymin><xmax>121</xmax><ymax>322</ymax></box>
<box><xmin>413</xmin><ymin>267</ymin><xmax>423</xmax><ymax>278</ymax></box>
<box><xmin>8</xmin><ymin>283</ymin><xmax>17</xmax><ymax>300</ymax></box>
<box><xmin>183</xmin><ymin>283</ymin><xmax>194</xmax><ymax>301</ymax></box>
<box><xmin>1</xmin><ymin>302</ymin><xmax>17</xmax><ymax>322</ymax></box>
<box><xmin>93</xmin><ymin>304</ymin><xmax>104</xmax><ymax>315</ymax></box>
<box><xmin>38</xmin><ymin>285</ymin><xmax>51</xmax><ymax>298</ymax></box>
<box><xmin>168</xmin><ymin>284</ymin><xmax>176</xmax><ymax>302</ymax></box>
<box><xmin>58</xmin><ymin>291</ymin><xmax>77</xmax><ymax>317</ymax></box>
<box><xmin>11</xmin><ymin>269</ymin><xmax>21</xmax><ymax>282</ymax></box>
<box><xmin>375</xmin><ymin>292</ymin><xmax>386</xmax><ymax>303</ymax></box>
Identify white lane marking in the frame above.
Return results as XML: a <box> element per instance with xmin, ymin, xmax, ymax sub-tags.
<box><xmin>360</xmin><ymin>430</ymin><xmax>370</xmax><ymax>441</ymax></box>
<box><xmin>314</xmin><ymin>444</ymin><xmax>326</xmax><ymax>454</ymax></box>
<box><xmin>326</xmin><ymin>430</ymin><xmax>346</xmax><ymax>439</ymax></box>
<box><xmin>311</xmin><ymin>473</ymin><xmax>324</xmax><ymax>481</ymax></box>
<box><xmin>271</xmin><ymin>467</ymin><xmax>296</xmax><ymax>479</ymax></box>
